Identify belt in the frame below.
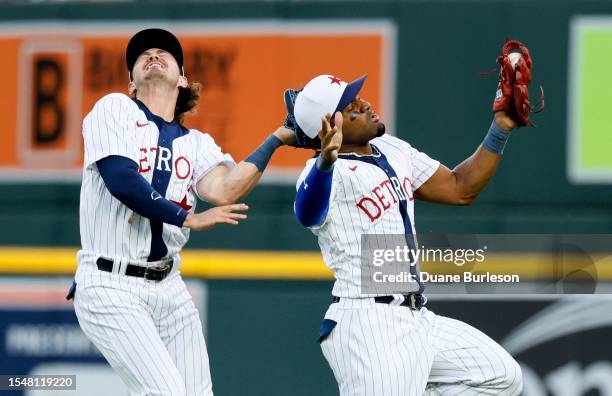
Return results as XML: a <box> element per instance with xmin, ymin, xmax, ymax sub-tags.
<box><xmin>96</xmin><ymin>257</ymin><xmax>173</xmax><ymax>282</ymax></box>
<box><xmin>332</xmin><ymin>294</ymin><xmax>425</xmax><ymax>310</ymax></box>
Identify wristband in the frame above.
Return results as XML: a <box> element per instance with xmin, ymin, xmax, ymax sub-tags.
<box><xmin>482</xmin><ymin>120</ymin><xmax>511</xmax><ymax>154</ymax></box>
<box><xmin>245</xmin><ymin>135</ymin><xmax>282</xmax><ymax>172</ymax></box>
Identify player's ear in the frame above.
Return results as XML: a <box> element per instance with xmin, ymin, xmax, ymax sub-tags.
<box><xmin>177</xmin><ymin>75</ymin><xmax>188</xmax><ymax>89</ymax></box>
<box><xmin>128</xmin><ymin>81</ymin><xmax>136</xmax><ymax>95</ymax></box>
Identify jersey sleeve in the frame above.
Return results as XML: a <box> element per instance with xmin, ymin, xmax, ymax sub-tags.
<box><xmin>405</xmin><ymin>144</ymin><xmax>440</xmax><ymax>191</ymax></box>
<box><xmin>295</xmin><ymin>158</ymin><xmax>337</xmax><ymax>229</ymax></box>
<box><xmin>192</xmin><ymin>132</ymin><xmax>236</xmax><ymax>183</ymax></box>
<box><xmin>376</xmin><ymin>135</ymin><xmax>440</xmax><ymax>192</ymax></box>
<box><xmin>82</xmin><ymin>94</ymin><xmax>139</xmax><ymax>168</ymax></box>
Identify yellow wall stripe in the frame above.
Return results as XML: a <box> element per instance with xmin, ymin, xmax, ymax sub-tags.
<box><xmin>0</xmin><ymin>247</ymin><xmax>611</xmax><ymax>280</ymax></box>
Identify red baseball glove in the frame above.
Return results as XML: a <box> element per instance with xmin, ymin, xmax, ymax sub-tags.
<box><xmin>492</xmin><ymin>39</ymin><xmax>544</xmax><ymax>127</ymax></box>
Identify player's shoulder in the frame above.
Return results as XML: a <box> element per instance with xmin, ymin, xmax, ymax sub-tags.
<box><xmin>371</xmin><ymin>134</ymin><xmax>428</xmax><ymax>161</ymax></box>
<box><xmin>87</xmin><ymin>93</ymin><xmax>139</xmax><ymax>120</ymax></box>
<box><xmin>184</xmin><ymin>128</ymin><xmax>215</xmax><ymax>142</ymax></box>
<box><xmin>182</xmin><ymin>128</ymin><xmax>227</xmax><ymax>152</ymax></box>
<box><xmin>372</xmin><ymin>134</ymin><xmax>414</xmax><ymax>151</ymax></box>
<box><xmin>94</xmin><ymin>93</ymin><xmax>136</xmax><ymax>109</ymax></box>
<box><xmin>185</xmin><ymin>127</ymin><xmax>206</xmax><ymax>136</ymax></box>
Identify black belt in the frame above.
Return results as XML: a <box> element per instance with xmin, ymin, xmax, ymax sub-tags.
<box><xmin>332</xmin><ymin>294</ymin><xmax>425</xmax><ymax>310</ymax></box>
<box><xmin>96</xmin><ymin>257</ymin><xmax>173</xmax><ymax>282</ymax></box>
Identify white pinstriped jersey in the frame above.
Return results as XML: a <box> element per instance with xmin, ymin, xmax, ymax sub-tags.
<box><xmin>309</xmin><ymin>135</ymin><xmax>524</xmax><ymax>396</ymax></box>
<box><xmin>77</xmin><ymin>93</ymin><xmax>234</xmax><ymax>268</ymax></box>
<box><xmin>296</xmin><ymin>134</ymin><xmax>439</xmax><ymax>298</ymax></box>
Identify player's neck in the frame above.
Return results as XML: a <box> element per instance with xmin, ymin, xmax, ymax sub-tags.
<box><xmin>339</xmin><ymin>143</ymin><xmax>372</xmax><ymax>156</ymax></box>
<box><xmin>135</xmin><ymin>84</ymin><xmax>179</xmax><ymax>122</ymax></box>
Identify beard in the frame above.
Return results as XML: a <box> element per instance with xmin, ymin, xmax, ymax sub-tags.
<box><xmin>143</xmin><ymin>70</ymin><xmax>169</xmax><ymax>82</ymax></box>
<box><xmin>375</xmin><ymin>122</ymin><xmax>386</xmax><ymax>137</ymax></box>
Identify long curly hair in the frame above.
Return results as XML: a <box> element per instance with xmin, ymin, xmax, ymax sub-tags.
<box><xmin>175</xmin><ymin>82</ymin><xmax>202</xmax><ymax>125</ymax></box>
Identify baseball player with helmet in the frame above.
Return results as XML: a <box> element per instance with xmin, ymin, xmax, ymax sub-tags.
<box><xmin>286</xmin><ymin>39</ymin><xmax>542</xmax><ymax>395</ymax></box>
<box><xmin>68</xmin><ymin>28</ymin><xmax>293</xmax><ymax>396</ymax></box>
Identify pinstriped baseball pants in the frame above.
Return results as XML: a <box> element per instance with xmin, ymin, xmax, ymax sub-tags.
<box><xmin>320</xmin><ymin>299</ymin><xmax>523</xmax><ymax>396</ymax></box>
<box><xmin>73</xmin><ymin>265</ymin><xmax>213</xmax><ymax>396</ymax></box>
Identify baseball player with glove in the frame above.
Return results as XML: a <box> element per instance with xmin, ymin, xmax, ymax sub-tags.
<box><xmin>287</xmin><ymin>39</ymin><xmax>542</xmax><ymax>395</ymax></box>
<box><xmin>68</xmin><ymin>28</ymin><xmax>293</xmax><ymax>396</ymax></box>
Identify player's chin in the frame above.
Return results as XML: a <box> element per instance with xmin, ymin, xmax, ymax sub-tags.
<box><xmin>143</xmin><ymin>69</ymin><xmax>168</xmax><ymax>79</ymax></box>
<box><xmin>375</xmin><ymin>122</ymin><xmax>386</xmax><ymax>137</ymax></box>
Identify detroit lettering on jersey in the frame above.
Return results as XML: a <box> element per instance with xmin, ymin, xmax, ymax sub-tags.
<box><xmin>296</xmin><ymin>134</ymin><xmax>440</xmax><ymax>298</ymax></box>
<box><xmin>356</xmin><ymin>173</ymin><xmax>414</xmax><ymax>222</ymax></box>
<box><xmin>138</xmin><ymin>146</ymin><xmax>192</xmax><ymax>179</ymax></box>
<box><xmin>78</xmin><ymin>93</ymin><xmax>234</xmax><ymax>267</ymax></box>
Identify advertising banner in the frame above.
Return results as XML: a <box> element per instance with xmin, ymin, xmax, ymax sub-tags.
<box><xmin>568</xmin><ymin>16</ymin><xmax>612</xmax><ymax>184</ymax></box>
<box><xmin>0</xmin><ymin>278</ymin><xmax>206</xmax><ymax>395</ymax></box>
<box><xmin>429</xmin><ymin>295</ymin><xmax>612</xmax><ymax>396</ymax></box>
<box><xmin>0</xmin><ymin>21</ymin><xmax>395</xmax><ymax>183</ymax></box>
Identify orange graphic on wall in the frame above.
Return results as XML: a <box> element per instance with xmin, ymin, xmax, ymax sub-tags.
<box><xmin>0</xmin><ymin>23</ymin><xmax>394</xmax><ymax>181</ymax></box>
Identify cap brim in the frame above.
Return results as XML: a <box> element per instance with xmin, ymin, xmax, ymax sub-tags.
<box><xmin>335</xmin><ymin>75</ymin><xmax>367</xmax><ymax>113</ymax></box>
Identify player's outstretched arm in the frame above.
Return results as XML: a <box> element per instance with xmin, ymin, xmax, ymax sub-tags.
<box><xmin>416</xmin><ymin>38</ymin><xmax>542</xmax><ymax>205</ymax></box>
<box><xmin>195</xmin><ymin>127</ymin><xmax>295</xmax><ymax>205</ymax></box>
<box><xmin>414</xmin><ymin>111</ymin><xmax>515</xmax><ymax>205</ymax></box>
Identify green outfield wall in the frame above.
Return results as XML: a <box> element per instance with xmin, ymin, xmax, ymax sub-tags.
<box><xmin>1</xmin><ymin>1</ymin><xmax>612</xmax><ymax>248</ymax></box>
<box><xmin>0</xmin><ymin>3</ymin><xmax>611</xmax><ymax>395</ymax></box>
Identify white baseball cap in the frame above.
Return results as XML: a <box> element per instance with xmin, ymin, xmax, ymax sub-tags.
<box><xmin>294</xmin><ymin>74</ymin><xmax>367</xmax><ymax>138</ymax></box>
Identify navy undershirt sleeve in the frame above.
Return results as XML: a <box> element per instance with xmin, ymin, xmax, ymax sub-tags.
<box><xmin>97</xmin><ymin>156</ymin><xmax>188</xmax><ymax>227</ymax></box>
<box><xmin>295</xmin><ymin>159</ymin><xmax>334</xmax><ymax>228</ymax></box>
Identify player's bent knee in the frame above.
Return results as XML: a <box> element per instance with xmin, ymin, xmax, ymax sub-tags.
<box><xmin>499</xmin><ymin>356</ymin><xmax>523</xmax><ymax>395</ymax></box>
<box><xmin>143</xmin><ymin>378</ymin><xmax>186</xmax><ymax>396</ymax></box>
<box><xmin>157</xmin><ymin>385</ymin><xmax>187</xmax><ymax>396</ymax></box>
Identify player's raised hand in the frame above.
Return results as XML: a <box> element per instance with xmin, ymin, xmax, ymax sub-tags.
<box><xmin>318</xmin><ymin>112</ymin><xmax>343</xmax><ymax>168</ymax></box>
<box><xmin>182</xmin><ymin>203</ymin><xmax>248</xmax><ymax>231</ymax></box>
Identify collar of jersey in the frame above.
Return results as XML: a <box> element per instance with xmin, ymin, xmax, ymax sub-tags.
<box><xmin>133</xmin><ymin>99</ymin><xmax>180</xmax><ymax>130</ymax></box>
<box><xmin>336</xmin><ymin>144</ymin><xmax>382</xmax><ymax>160</ymax></box>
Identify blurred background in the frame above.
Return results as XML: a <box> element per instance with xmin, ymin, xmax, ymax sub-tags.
<box><xmin>0</xmin><ymin>0</ymin><xmax>611</xmax><ymax>395</ymax></box>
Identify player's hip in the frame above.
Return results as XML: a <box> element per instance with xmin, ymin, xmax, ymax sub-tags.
<box><xmin>322</xmin><ymin>294</ymin><xmax>429</xmax><ymax>322</ymax></box>
<box><xmin>317</xmin><ymin>294</ymin><xmax>433</xmax><ymax>344</ymax></box>
<box><xmin>72</xmin><ymin>256</ymin><xmax>193</xmax><ymax>319</ymax></box>
<box><xmin>75</xmin><ymin>250</ymin><xmax>182</xmax><ymax>286</ymax></box>
<box><xmin>329</xmin><ymin>273</ymin><xmax>422</xmax><ymax>299</ymax></box>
